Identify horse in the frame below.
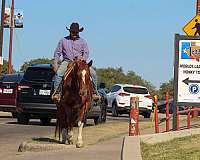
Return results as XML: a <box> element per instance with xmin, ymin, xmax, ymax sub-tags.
<box><xmin>55</xmin><ymin>59</ymin><xmax>93</xmax><ymax>148</ymax></box>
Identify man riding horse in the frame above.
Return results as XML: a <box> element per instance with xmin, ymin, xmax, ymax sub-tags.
<box><xmin>52</xmin><ymin>22</ymin><xmax>100</xmax><ymax>103</ymax></box>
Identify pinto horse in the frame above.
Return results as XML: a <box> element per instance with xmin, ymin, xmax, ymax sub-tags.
<box><xmin>55</xmin><ymin>59</ymin><xmax>93</xmax><ymax>148</ymax></box>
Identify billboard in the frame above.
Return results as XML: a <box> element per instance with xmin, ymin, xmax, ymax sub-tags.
<box><xmin>3</xmin><ymin>8</ymin><xmax>23</xmax><ymax>28</ymax></box>
<box><xmin>4</xmin><ymin>8</ymin><xmax>10</xmax><ymax>28</ymax></box>
<box><xmin>174</xmin><ymin>34</ymin><xmax>200</xmax><ymax>106</ymax></box>
<box><xmin>14</xmin><ymin>10</ymin><xmax>23</xmax><ymax>28</ymax></box>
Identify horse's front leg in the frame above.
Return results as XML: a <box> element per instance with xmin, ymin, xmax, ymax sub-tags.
<box><xmin>76</xmin><ymin>103</ymin><xmax>87</xmax><ymax>148</ymax></box>
<box><xmin>76</xmin><ymin>120</ymin><xmax>84</xmax><ymax>148</ymax></box>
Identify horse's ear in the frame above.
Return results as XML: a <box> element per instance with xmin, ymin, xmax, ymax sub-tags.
<box><xmin>88</xmin><ymin>60</ymin><xmax>93</xmax><ymax>67</ymax></box>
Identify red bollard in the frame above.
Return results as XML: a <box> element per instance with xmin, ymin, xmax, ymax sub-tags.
<box><xmin>187</xmin><ymin>107</ymin><xmax>191</xmax><ymax>129</ymax></box>
<box><xmin>176</xmin><ymin>106</ymin><xmax>180</xmax><ymax>131</ymax></box>
<box><xmin>154</xmin><ymin>95</ymin><xmax>159</xmax><ymax>133</ymax></box>
<box><xmin>166</xmin><ymin>92</ymin><xmax>170</xmax><ymax>132</ymax></box>
<box><xmin>129</xmin><ymin>97</ymin><xmax>139</xmax><ymax>136</ymax></box>
<box><xmin>192</xmin><ymin>106</ymin><xmax>198</xmax><ymax>118</ymax></box>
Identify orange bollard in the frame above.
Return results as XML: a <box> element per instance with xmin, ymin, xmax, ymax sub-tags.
<box><xmin>176</xmin><ymin>106</ymin><xmax>180</xmax><ymax>131</ymax></box>
<box><xmin>129</xmin><ymin>97</ymin><xmax>139</xmax><ymax>136</ymax></box>
<box><xmin>192</xmin><ymin>106</ymin><xmax>198</xmax><ymax>118</ymax></box>
<box><xmin>187</xmin><ymin>107</ymin><xmax>191</xmax><ymax>129</ymax></box>
<box><xmin>165</xmin><ymin>92</ymin><xmax>170</xmax><ymax>132</ymax></box>
<box><xmin>154</xmin><ymin>95</ymin><xmax>159</xmax><ymax>133</ymax></box>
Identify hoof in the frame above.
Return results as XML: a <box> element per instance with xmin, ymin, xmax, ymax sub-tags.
<box><xmin>76</xmin><ymin>142</ymin><xmax>84</xmax><ymax>148</ymax></box>
<box><xmin>61</xmin><ymin>140</ymin><xmax>66</xmax><ymax>144</ymax></box>
<box><xmin>68</xmin><ymin>139</ymin><xmax>74</xmax><ymax>145</ymax></box>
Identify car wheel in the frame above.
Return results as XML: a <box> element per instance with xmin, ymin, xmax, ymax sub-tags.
<box><xmin>112</xmin><ymin>102</ymin><xmax>118</xmax><ymax>117</ymax></box>
<box><xmin>17</xmin><ymin>113</ymin><xmax>30</xmax><ymax>125</ymax></box>
<box><xmin>83</xmin><ymin>114</ymin><xmax>87</xmax><ymax>127</ymax></box>
<box><xmin>100</xmin><ymin>102</ymin><xmax>107</xmax><ymax>123</ymax></box>
<box><xmin>94</xmin><ymin>116</ymin><xmax>101</xmax><ymax>125</ymax></box>
<box><xmin>12</xmin><ymin>112</ymin><xmax>17</xmax><ymax>118</ymax></box>
<box><xmin>143</xmin><ymin>112</ymin><xmax>151</xmax><ymax>118</ymax></box>
<box><xmin>40</xmin><ymin>118</ymin><xmax>51</xmax><ymax>125</ymax></box>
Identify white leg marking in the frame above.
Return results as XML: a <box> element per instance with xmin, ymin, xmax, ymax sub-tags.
<box><xmin>81</xmin><ymin>69</ymin><xmax>86</xmax><ymax>84</ymax></box>
<box><xmin>76</xmin><ymin>121</ymin><xmax>84</xmax><ymax>147</ymax></box>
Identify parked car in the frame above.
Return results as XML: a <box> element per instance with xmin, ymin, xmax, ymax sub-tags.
<box><xmin>106</xmin><ymin>84</ymin><xmax>153</xmax><ymax>118</ymax></box>
<box><xmin>0</xmin><ymin>73</ymin><xmax>24</xmax><ymax>117</ymax></box>
<box><xmin>17</xmin><ymin>64</ymin><xmax>106</xmax><ymax>125</ymax></box>
<box><xmin>158</xmin><ymin>99</ymin><xmax>187</xmax><ymax>114</ymax></box>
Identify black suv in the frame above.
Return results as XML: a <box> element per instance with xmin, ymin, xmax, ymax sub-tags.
<box><xmin>17</xmin><ymin>64</ymin><xmax>107</xmax><ymax>125</ymax></box>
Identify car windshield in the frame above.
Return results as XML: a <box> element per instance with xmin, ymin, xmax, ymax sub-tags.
<box><xmin>24</xmin><ymin>68</ymin><xmax>54</xmax><ymax>82</ymax></box>
<box><xmin>0</xmin><ymin>74</ymin><xmax>23</xmax><ymax>82</ymax></box>
<box><xmin>123</xmin><ymin>87</ymin><xmax>148</xmax><ymax>94</ymax></box>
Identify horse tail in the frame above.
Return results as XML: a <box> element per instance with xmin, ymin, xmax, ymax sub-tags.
<box><xmin>54</xmin><ymin>118</ymin><xmax>58</xmax><ymax>138</ymax></box>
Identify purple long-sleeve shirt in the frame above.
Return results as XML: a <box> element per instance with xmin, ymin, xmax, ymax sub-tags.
<box><xmin>54</xmin><ymin>36</ymin><xmax>89</xmax><ymax>62</ymax></box>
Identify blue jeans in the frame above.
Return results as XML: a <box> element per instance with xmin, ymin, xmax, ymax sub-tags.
<box><xmin>54</xmin><ymin>60</ymin><xmax>97</xmax><ymax>92</ymax></box>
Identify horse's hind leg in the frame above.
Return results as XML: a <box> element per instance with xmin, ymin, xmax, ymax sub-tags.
<box><xmin>76</xmin><ymin>120</ymin><xmax>84</xmax><ymax>148</ymax></box>
<box><xmin>61</xmin><ymin>128</ymin><xmax>67</xmax><ymax>144</ymax></box>
<box><xmin>67</xmin><ymin>129</ymin><xmax>74</xmax><ymax>145</ymax></box>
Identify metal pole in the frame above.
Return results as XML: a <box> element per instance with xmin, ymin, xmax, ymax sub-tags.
<box><xmin>0</xmin><ymin>0</ymin><xmax>6</xmax><ymax>75</ymax></box>
<box><xmin>8</xmin><ymin>0</ymin><xmax>14</xmax><ymax>74</ymax></box>
<box><xmin>166</xmin><ymin>92</ymin><xmax>170</xmax><ymax>132</ymax></box>
<box><xmin>197</xmin><ymin>0</ymin><xmax>200</xmax><ymax>15</ymax></box>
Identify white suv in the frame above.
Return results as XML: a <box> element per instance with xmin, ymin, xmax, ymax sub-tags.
<box><xmin>106</xmin><ymin>84</ymin><xmax>153</xmax><ymax>118</ymax></box>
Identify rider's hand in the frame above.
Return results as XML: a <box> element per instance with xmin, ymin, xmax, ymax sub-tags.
<box><xmin>53</xmin><ymin>66</ymin><xmax>58</xmax><ymax>73</ymax></box>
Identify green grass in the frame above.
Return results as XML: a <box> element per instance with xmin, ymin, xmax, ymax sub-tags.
<box><xmin>29</xmin><ymin>120</ymin><xmax>153</xmax><ymax>145</ymax></box>
<box><xmin>141</xmin><ymin>134</ymin><xmax>200</xmax><ymax>160</ymax></box>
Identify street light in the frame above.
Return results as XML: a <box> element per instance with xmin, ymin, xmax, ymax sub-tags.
<box><xmin>0</xmin><ymin>0</ymin><xmax>6</xmax><ymax>75</ymax></box>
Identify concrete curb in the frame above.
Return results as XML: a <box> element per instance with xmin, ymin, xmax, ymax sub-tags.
<box><xmin>18</xmin><ymin>141</ymin><xmax>76</xmax><ymax>152</ymax></box>
<box><xmin>121</xmin><ymin>128</ymin><xmax>200</xmax><ymax>160</ymax></box>
<box><xmin>121</xmin><ymin>136</ymin><xmax>142</xmax><ymax>160</ymax></box>
<box><xmin>0</xmin><ymin>111</ymin><xmax>12</xmax><ymax>117</ymax></box>
<box><xmin>140</xmin><ymin>128</ymin><xmax>200</xmax><ymax>144</ymax></box>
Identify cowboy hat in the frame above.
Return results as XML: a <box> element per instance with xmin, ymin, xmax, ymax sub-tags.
<box><xmin>66</xmin><ymin>22</ymin><xmax>84</xmax><ymax>32</ymax></box>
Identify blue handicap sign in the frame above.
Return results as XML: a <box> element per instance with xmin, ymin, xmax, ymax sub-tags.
<box><xmin>189</xmin><ymin>84</ymin><xmax>199</xmax><ymax>94</ymax></box>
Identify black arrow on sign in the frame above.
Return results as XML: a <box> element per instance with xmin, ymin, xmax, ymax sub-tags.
<box><xmin>182</xmin><ymin>77</ymin><xmax>200</xmax><ymax>85</ymax></box>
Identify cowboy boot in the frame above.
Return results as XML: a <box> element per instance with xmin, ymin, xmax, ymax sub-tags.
<box><xmin>51</xmin><ymin>90</ymin><xmax>61</xmax><ymax>103</ymax></box>
<box><xmin>92</xmin><ymin>89</ymin><xmax>101</xmax><ymax>102</ymax></box>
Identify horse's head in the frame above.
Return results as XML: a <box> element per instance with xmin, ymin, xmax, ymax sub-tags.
<box><xmin>74</xmin><ymin>59</ymin><xmax>93</xmax><ymax>98</ymax></box>
<box><xmin>63</xmin><ymin>59</ymin><xmax>93</xmax><ymax>101</ymax></box>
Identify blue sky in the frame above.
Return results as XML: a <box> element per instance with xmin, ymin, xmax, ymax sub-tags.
<box><xmin>1</xmin><ymin>0</ymin><xmax>197</xmax><ymax>88</ymax></box>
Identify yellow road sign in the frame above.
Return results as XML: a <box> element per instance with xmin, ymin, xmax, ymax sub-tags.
<box><xmin>183</xmin><ymin>15</ymin><xmax>200</xmax><ymax>36</ymax></box>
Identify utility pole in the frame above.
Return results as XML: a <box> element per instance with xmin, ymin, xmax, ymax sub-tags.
<box><xmin>197</xmin><ymin>0</ymin><xmax>200</xmax><ymax>15</ymax></box>
<box><xmin>0</xmin><ymin>0</ymin><xmax>6</xmax><ymax>75</ymax></box>
<box><xmin>8</xmin><ymin>0</ymin><xmax>14</xmax><ymax>74</ymax></box>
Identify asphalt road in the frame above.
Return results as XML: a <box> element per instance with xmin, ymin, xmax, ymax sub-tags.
<box><xmin>0</xmin><ymin>113</ymin><xmax>125</xmax><ymax>160</ymax></box>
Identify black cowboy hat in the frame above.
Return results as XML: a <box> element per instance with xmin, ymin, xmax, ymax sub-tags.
<box><xmin>66</xmin><ymin>22</ymin><xmax>84</xmax><ymax>32</ymax></box>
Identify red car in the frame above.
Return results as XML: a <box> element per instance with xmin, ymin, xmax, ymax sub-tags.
<box><xmin>0</xmin><ymin>73</ymin><xmax>23</xmax><ymax>117</ymax></box>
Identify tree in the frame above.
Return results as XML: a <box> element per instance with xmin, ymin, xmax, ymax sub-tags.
<box><xmin>158</xmin><ymin>79</ymin><xmax>174</xmax><ymax>100</ymax></box>
<box><xmin>20</xmin><ymin>58</ymin><xmax>53</xmax><ymax>71</ymax></box>
<box><xmin>96</xmin><ymin>67</ymin><xmax>157</xmax><ymax>96</ymax></box>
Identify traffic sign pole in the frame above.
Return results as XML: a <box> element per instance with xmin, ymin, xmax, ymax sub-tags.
<box><xmin>197</xmin><ymin>0</ymin><xmax>200</xmax><ymax>15</ymax></box>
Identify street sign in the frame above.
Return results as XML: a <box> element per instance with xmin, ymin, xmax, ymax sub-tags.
<box><xmin>183</xmin><ymin>15</ymin><xmax>200</xmax><ymax>36</ymax></box>
<box><xmin>174</xmin><ymin>34</ymin><xmax>200</xmax><ymax>106</ymax></box>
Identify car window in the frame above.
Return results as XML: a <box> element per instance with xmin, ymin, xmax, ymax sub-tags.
<box><xmin>23</xmin><ymin>68</ymin><xmax>54</xmax><ymax>82</ymax></box>
<box><xmin>0</xmin><ymin>74</ymin><xmax>23</xmax><ymax>83</ymax></box>
<box><xmin>123</xmin><ymin>87</ymin><xmax>149</xmax><ymax>94</ymax></box>
<box><xmin>110</xmin><ymin>85</ymin><xmax>121</xmax><ymax>93</ymax></box>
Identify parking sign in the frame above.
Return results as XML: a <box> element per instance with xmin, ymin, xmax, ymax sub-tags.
<box><xmin>174</xmin><ymin>34</ymin><xmax>200</xmax><ymax>106</ymax></box>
